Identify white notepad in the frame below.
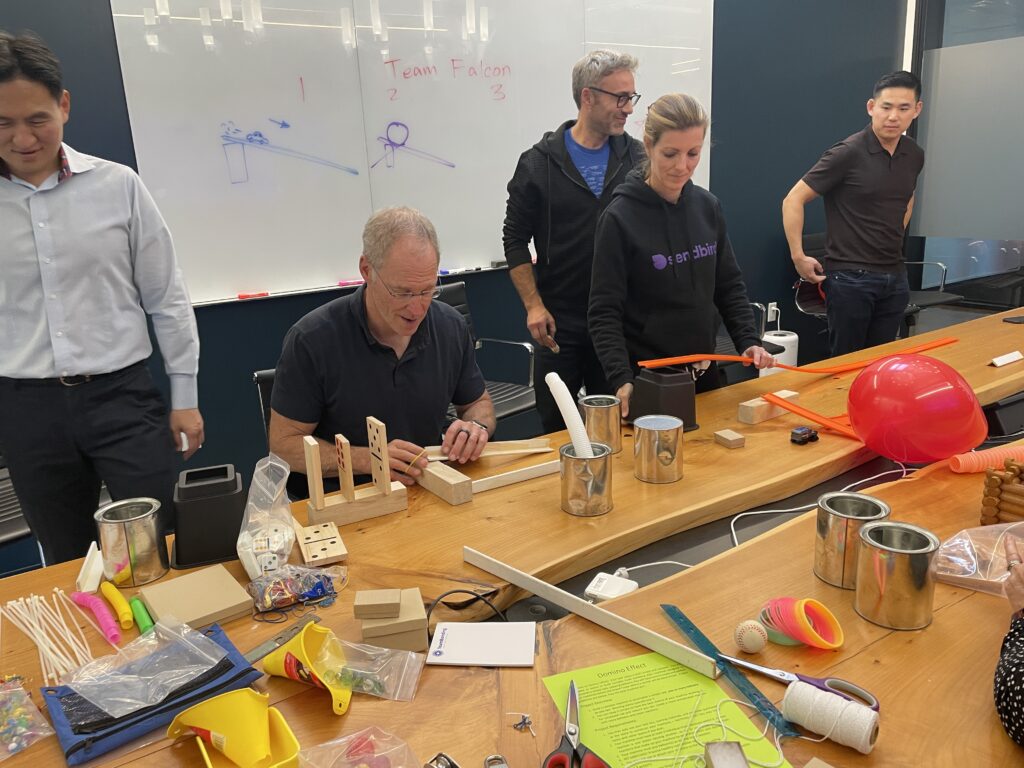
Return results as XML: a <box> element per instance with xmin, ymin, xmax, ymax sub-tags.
<box><xmin>426</xmin><ymin>621</ymin><xmax>536</xmax><ymax>667</ymax></box>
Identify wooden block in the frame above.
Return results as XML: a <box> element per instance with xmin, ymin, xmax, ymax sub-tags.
<box><xmin>423</xmin><ymin>438</ymin><xmax>552</xmax><ymax>462</ymax></box>
<box><xmin>354</xmin><ymin>588</ymin><xmax>402</xmax><ymax>619</ymax></box>
<box><xmin>471</xmin><ymin>458</ymin><xmax>561</xmax><ymax>494</ymax></box>
<box><xmin>704</xmin><ymin>741</ymin><xmax>749</xmax><ymax>768</ymax></box>
<box><xmin>713</xmin><ymin>429</ymin><xmax>745</xmax><ymax>449</ymax></box>
<box><xmin>308</xmin><ymin>482</ymin><xmax>407</xmax><ymax>525</ymax></box>
<box><xmin>303</xmin><ymin>436</ymin><xmax>326</xmax><ymax>511</ymax></box>
<box><xmin>364</xmin><ymin>626</ymin><xmax>429</xmax><ymax>653</ymax></box>
<box><xmin>335</xmin><ymin>434</ymin><xmax>355</xmax><ymax>502</ymax></box>
<box><xmin>291</xmin><ymin>517</ymin><xmax>347</xmax><ymax>566</ymax></box>
<box><xmin>139</xmin><ymin>564</ymin><xmax>251</xmax><ymax>628</ymax></box>
<box><xmin>737</xmin><ymin>389</ymin><xmax>800</xmax><ymax>424</ymax></box>
<box><xmin>366</xmin><ymin>416</ymin><xmax>392</xmax><ymax>496</ymax></box>
<box><xmin>417</xmin><ymin>462</ymin><xmax>473</xmax><ymax>505</ymax></box>
<box><xmin>361</xmin><ymin>587</ymin><xmax>427</xmax><ymax>638</ymax></box>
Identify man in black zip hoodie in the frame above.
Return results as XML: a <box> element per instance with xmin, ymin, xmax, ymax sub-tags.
<box><xmin>502</xmin><ymin>50</ymin><xmax>645</xmax><ymax>433</ymax></box>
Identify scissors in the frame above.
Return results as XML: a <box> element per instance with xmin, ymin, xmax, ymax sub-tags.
<box><xmin>718</xmin><ymin>653</ymin><xmax>880</xmax><ymax>711</ymax></box>
<box><xmin>542</xmin><ymin>680</ymin><xmax>611</xmax><ymax>768</ymax></box>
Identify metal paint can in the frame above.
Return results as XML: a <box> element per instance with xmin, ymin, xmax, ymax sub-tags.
<box><xmin>579</xmin><ymin>394</ymin><xmax>622</xmax><ymax>454</ymax></box>
<box><xmin>813</xmin><ymin>492</ymin><xmax>891</xmax><ymax>589</ymax></box>
<box><xmin>94</xmin><ymin>497</ymin><xmax>169</xmax><ymax>586</ymax></box>
<box><xmin>854</xmin><ymin>520</ymin><xmax>941</xmax><ymax>630</ymax></box>
<box><xmin>633</xmin><ymin>414</ymin><xmax>684</xmax><ymax>484</ymax></box>
<box><xmin>559</xmin><ymin>442</ymin><xmax>613</xmax><ymax>517</ymax></box>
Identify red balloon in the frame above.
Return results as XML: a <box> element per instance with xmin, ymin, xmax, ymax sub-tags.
<box><xmin>847</xmin><ymin>354</ymin><xmax>987</xmax><ymax>464</ymax></box>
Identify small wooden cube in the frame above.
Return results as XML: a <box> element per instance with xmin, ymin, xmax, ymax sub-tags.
<box><xmin>714</xmin><ymin>429</ymin><xmax>745</xmax><ymax>449</ymax></box>
<box><xmin>354</xmin><ymin>588</ymin><xmax>403</xmax><ymax>619</ymax></box>
<box><xmin>737</xmin><ymin>390</ymin><xmax>800</xmax><ymax>425</ymax></box>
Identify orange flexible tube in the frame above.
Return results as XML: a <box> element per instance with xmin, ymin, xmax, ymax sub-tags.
<box><xmin>949</xmin><ymin>445</ymin><xmax>1024</xmax><ymax>473</ymax></box>
<box><xmin>638</xmin><ymin>336</ymin><xmax>958</xmax><ymax>374</ymax></box>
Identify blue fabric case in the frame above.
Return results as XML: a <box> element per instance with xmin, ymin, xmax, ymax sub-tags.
<box><xmin>42</xmin><ymin>623</ymin><xmax>262</xmax><ymax>765</ymax></box>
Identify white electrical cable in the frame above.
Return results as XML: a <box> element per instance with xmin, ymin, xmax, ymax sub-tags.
<box><xmin>545</xmin><ymin>372</ymin><xmax>594</xmax><ymax>457</ymax></box>
<box><xmin>729</xmin><ymin>464</ymin><xmax>913</xmax><ymax>547</ymax></box>
<box><xmin>615</xmin><ymin>560</ymin><xmax>694</xmax><ymax>578</ymax></box>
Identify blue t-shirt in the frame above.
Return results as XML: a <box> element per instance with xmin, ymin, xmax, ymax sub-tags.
<box><xmin>564</xmin><ymin>130</ymin><xmax>609</xmax><ymax>197</ymax></box>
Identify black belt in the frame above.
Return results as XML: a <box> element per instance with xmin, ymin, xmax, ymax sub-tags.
<box><xmin>0</xmin><ymin>360</ymin><xmax>146</xmax><ymax>388</ymax></box>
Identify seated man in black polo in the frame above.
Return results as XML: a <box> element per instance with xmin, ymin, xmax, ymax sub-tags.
<box><xmin>269</xmin><ymin>207</ymin><xmax>495</xmax><ymax>496</ymax></box>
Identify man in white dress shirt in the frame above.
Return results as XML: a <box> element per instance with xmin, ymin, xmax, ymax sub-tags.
<box><xmin>0</xmin><ymin>30</ymin><xmax>203</xmax><ymax>564</ymax></box>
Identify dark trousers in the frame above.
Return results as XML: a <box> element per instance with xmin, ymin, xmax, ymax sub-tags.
<box><xmin>0</xmin><ymin>363</ymin><xmax>179</xmax><ymax>565</ymax></box>
<box><xmin>534</xmin><ymin>329</ymin><xmax>612</xmax><ymax>434</ymax></box>
<box><xmin>822</xmin><ymin>270</ymin><xmax>909</xmax><ymax>358</ymax></box>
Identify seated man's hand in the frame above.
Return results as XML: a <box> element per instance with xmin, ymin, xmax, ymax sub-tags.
<box><xmin>441</xmin><ymin>419</ymin><xmax>490</xmax><ymax>464</ymax></box>
<box><xmin>386</xmin><ymin>439</ymin><xmax>429</xmax><ymax>486</ymax></box>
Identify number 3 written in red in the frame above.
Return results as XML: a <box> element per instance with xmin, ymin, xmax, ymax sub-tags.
<box><xmin>490</xmin><ymin>83</ymin><xmax>506</xmax><ymax>101</ymax></box>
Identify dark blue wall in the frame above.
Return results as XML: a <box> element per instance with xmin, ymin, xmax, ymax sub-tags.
<box><xmin>710</xmin><ymin>0</ymin><xmax>906</xmax><ymax>362</ymax></box>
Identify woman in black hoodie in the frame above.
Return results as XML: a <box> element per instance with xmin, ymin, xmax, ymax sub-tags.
<box><xmin>588</xmin><ymin>93</ymin><xmax>773</xmax><ymax>418</ymax></box>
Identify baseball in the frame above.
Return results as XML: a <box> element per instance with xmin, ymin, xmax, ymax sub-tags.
<box><xmin>734</xmin><ymin>619</ymin><xmax>769</xmax><ymax>653</ymax></box>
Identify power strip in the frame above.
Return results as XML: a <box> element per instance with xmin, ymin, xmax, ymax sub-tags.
<box><xmin>584</xmin><ymin>572</ymin><xmax>639</xmax><ymax>602</ymax></box>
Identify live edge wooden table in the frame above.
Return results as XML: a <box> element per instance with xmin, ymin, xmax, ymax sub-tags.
<box><xmin>2</xmin><ymin>310</ymin><xmax>1024</xmax><ymax>766</ymax></box>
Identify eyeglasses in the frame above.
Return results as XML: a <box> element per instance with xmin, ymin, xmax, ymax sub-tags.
<box><xmin>588</xmin><ymin>86</ymin><xmax>642</xmax><ymax>109</ymax></box>
<box><xmin>371</xmin><ymin>264</ymin><xmax>441</xmax><ymax>301</ymax></box>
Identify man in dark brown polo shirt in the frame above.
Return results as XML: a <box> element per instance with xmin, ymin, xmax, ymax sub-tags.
<box><xmin>782</xmin><ymin>71</ymin><xmax>924</xmax><ymax>357</ymax></box>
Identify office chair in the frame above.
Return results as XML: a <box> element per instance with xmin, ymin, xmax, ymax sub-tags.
<box><xmin>792</xmin><ymin>232</ymin><xmax>963</xmax><ymax>335</ymax></box>
<box><xmin>436</xmin><ymin>281</ymin><xmax>536</xmax><ymax>422</ymax></box>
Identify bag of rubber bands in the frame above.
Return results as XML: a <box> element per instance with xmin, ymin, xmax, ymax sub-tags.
<box><xmin>932</xmin><ymin>522</ymin><xmax>1024</xmax><ymax>596</ymax></box>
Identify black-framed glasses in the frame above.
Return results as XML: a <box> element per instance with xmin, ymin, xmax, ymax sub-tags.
<box><xmin>371</xmin><ymin>264</ymin><xmax>441</xmax><ymax>301</ymax></box>
<box><xmin>588</xmin><ymin>86</ymin><xmax>642</xmax><ymax>109</ymax></box>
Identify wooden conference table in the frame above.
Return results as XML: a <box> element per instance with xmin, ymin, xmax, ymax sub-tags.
<box><xmin>2</xmin><ymin>310</ymin><xmax>1024</xmax><ymax>766</ymax></box>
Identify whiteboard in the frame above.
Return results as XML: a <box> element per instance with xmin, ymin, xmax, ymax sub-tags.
<box><xmin>110</xmin><ymin>0</ymin><xmax>712</xmax><ymax>304</ymax></box>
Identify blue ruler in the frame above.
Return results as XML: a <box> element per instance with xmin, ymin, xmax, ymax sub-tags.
<box><xmin>661</xmin><ymin>604</ymin><xmax>801</xmax><ymax>739</ymax></box>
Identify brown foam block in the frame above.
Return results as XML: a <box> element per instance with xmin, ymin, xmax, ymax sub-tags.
<box><xmin>365</xmin><ymin>626</ymin><xmax>429</xmax><ymax>653</ymax></box>
<box><xmin>360</xmin><ymin>587</ymin><xmax>426</xmax><ymax>638</ymax></box>
<box><xmin>139</xmin><ymin>564</ymin><xmax>251</xmax><ymax>628</ymax></box>
<box><xmin>354</xmin><ymin>588</ymin><xmax>402</xmax><ymax>619</ymax></box>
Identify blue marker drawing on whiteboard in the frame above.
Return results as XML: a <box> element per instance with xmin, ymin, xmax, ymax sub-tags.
<box><xmin>370</xmin><ymin>121</ymin><xmax>455</xmax><ymax>170</ymax></box>
<box><xmin>220</xmin><ymin>120</ymin><xmax>359</xmax><ymax>183</ymax></box>
<box><xmin>268</xmin><ymin>118</ymin><xmax>291</xmax><ymax>128</ymax></box>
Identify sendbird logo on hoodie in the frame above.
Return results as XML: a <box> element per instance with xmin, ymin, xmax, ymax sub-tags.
<box><xmin>651</xmin><ymin>242</ymin><xmax>718</xmax><ymax>270</ymax></box>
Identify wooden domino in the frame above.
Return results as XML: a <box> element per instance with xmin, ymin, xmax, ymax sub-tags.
<box><xmin>291</xmin><ymin>518</ymin><xmax>348</xmax><ymax>566</ymax></box>
<box><xmin>714</xmin><ymin>429</ymin><xmax>745</xmax><ymax>449</ymax></box>
<box><xmin>737</xmin><ymin>390</ymin><xmax>800</xmax><ymax>425</ymax></box>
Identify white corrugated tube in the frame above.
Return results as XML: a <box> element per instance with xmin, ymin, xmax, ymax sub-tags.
<box><xmin>544</xmin><ymin>372</ymin><xmax>594</xmax><ymax>458</ymax></box>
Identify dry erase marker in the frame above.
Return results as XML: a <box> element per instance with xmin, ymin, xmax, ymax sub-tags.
<box><xmin>237</xmin><ymin>291</ymin><xmax>269</xmax><ymax>299</ymax></box>
<box><xmin>338</xmin><ymin>279</ymin><xmax>364</xmax><ymax>286</ymax></box>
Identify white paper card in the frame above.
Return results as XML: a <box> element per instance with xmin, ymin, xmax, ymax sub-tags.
<box><xmin>426</xmin><ymin>621</ymin><xmax>536</xmax><ymax>667</ymax></box>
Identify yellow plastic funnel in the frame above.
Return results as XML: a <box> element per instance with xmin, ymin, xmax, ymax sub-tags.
<box><xmin>166</xmin><ymin>688</ymin><xmax>298</xmax><ymax>767</ymax></box>
<box><xmin>261</xmin><ymin>622</ymin><xmax>352</xmax><ymax>715</ymax></box>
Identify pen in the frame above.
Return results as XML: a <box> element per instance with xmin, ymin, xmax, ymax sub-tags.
<box><xmin>237</xmin><ymin>291</ymin><xmax>269</xmax><ymax>299</ymax></box>
<box><xmin>338</xmin><ymin>279</ymin><xmax>364</xmax><ymax>287</ymax></box>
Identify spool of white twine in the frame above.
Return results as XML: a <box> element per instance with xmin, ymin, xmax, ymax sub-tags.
<box><xmin>781</xmin><ymin>680</ymin><xmax>879</xmax><ymax>755</ymax></box>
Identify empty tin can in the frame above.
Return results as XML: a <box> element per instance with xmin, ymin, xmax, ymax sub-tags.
<box><xmin>633</xmin><ymin>414</ymin><xmax>684</xmax><ymax>483</ymax></box>
<box><xmin>854</xmin><ymin>520</ymin><xmax>941</xmax><ymax>630</ymax></box>
<box><xmin>579</xmin><ymin>394</ymin><xmax>622</xmax><ymax>454</ymax></box>
<box><xmin>813</xmin><ymin>492</ymin><xmax>891</xmax><ymax>589</ymax></box>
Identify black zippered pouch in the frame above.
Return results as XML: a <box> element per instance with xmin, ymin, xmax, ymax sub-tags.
<box><xmin>41</xmin><ymin>624</ymin><xmax>262</xmax><ymax>765</ymax></box>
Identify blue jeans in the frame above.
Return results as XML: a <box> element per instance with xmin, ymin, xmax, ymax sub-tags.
<box><xmin>822</xmin><ymin>269</ymin><xmax>909</xmax><ymax>357</ymax></box>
